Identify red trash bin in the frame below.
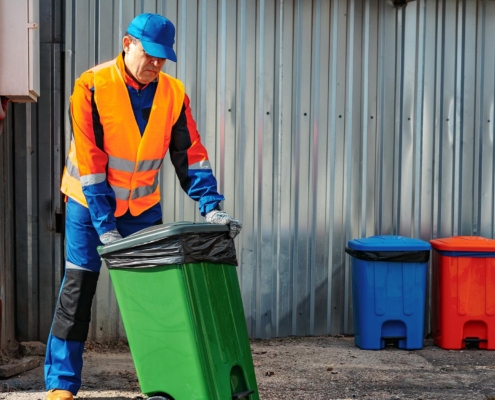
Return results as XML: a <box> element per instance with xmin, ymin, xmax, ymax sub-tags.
<box><xmin>430</xmin><ymin>236</ymin><xmax>495</xmax><ymax>350</ymax></box>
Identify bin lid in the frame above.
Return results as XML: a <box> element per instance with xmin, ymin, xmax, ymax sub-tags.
<box><xmin>98</xmin><ymin>221</ymin><xmax>229</xmax><ymax>256</ymax></box>
<box><xmin>347</xmin><ymin>235</ymin><xmax>431</xmax><ymax>251</ymax></box>
<box><xmin>430</xmin><ymin>236</ymin><xmax>495</xmax><ymax>252</ymax></box>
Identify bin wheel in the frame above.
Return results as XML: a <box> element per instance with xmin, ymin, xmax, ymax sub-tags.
<box><xmin>148</xmin><ymin>395</ymin><xmax>173</xmax><ymax>400</ymax></box>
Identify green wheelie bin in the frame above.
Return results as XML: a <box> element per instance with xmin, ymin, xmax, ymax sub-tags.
<box><xmin>97</xmin><ymin>222</ymin><xmax>258</xmax><ymax>400</ymax></box>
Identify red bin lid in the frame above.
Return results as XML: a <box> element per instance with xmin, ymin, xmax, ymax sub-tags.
<box><xmin>430</xmin><ymin>236</ymin><xmax>495</xmax><ymax>252</ymax></box>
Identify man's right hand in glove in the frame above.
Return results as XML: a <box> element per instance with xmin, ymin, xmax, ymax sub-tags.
<box><xmin>99</xmin><ymin>228</ymin><xmax>122</xmax><ymax>245</ymax></box>
<box><xmin>205</xmin><ymin>210</ymin><xmax>242</xmax><ymax>239</ymax></box>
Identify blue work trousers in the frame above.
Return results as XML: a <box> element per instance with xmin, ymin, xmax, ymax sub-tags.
<box><xmin>44</xmin><ymin>198</ymin><xmax>161</xmax><ymax>394</ymax></box>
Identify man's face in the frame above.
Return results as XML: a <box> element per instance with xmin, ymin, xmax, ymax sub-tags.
<box><xmin>123</xmin><ymin>36</ymin><xmax>166</xmax><ymax>84</ymax></box>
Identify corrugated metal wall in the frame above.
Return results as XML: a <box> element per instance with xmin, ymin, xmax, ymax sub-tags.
<box><xmin>0</xmin><ymin>101</ymin><xmax>15</xmax><ymax>351</ymax></box>
<box><xmin>61</xmin><ymin>0</ymin><xmax>495</xmax><ymax>341</ymax></box>
<box><xmin>0</xmin><ymin>0</ymin><xmax>65</xmax><ymax>348</ymax></box>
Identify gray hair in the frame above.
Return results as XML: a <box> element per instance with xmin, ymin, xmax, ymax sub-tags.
<box><xmin>124</xmin><ymin>32</ymin><xmax>139</xmax><ymax>43</ymax></box>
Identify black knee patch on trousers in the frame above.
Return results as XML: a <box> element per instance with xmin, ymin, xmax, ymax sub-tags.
<box><xmin>51</xmin><ymin>269</ymin><xmax>100</xmax><ymax>342</ymax></box>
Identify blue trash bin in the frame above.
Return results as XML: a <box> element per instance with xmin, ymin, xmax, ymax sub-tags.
<box><xmin>346</xmin><ymin>235</ymin><xmax>431</xmax><ymax>350</ymax></box>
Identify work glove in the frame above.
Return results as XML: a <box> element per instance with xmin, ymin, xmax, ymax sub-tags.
<box><xmin>100</xmin><ymin>228</ymin><xmax>122</xmax><ymax>245</ymax></box>
<box><xmin>205</xmin><ymin>210</ymin><xmax>242</xmax><ymax>239</ymax></box>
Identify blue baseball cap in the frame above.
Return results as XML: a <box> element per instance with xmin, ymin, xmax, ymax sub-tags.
<box><xmin>126</xmin><ymin>13</ymin><xmax>177</xmax><ymax>62</ymax></box>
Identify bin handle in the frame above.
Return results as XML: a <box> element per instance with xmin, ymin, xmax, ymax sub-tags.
<box><xmin>232</xmin><ymin>389</ymin><xmax>255</xmax><ymax>399</ymax></box>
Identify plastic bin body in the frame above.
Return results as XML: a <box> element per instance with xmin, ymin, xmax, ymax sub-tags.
<box><xmin>347</xmin><ymin>236</ymin><xmax>431</xmax><ymax>350</ymax></box>
<box><xmin>430</xmin><ymin>236</ymin><xmax>495</xmax><ymax>350</ymax></box>
<box><xmin>98</xmin><ymin>223</ymin><xmax>258</xmax><ymax>400</ymax></box>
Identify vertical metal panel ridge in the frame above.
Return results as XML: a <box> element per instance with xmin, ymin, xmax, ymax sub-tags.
<box><xmin>478</xmin><ymin>1</ymin><xmax>495</xmax><ymax>238</ymax></box>
<box><xmin>329</xmin><ymin>0</ymin><xmax>348</xmax><ymax>335</ymax></box>
<box><xmin>344</xmin><ymin>0</ymin><xmax>356</xmax><ymax>334</ymax></box>
<box><xmin>437</xmin><ymin>0</ymin><xmax>454</xmax><ymax>238</ymax></box>
<box><xmin>397</xmin><ymin>7</ymin><xmax>403</xmax><ymax>235</ymax></box>
<box><xmin>476</xmin><ymin>1</ymin><xmax>485</xmax><ymax>237</ymax></box>
<box><xmin>293</xmin><ymin>0</ymin><xmax>313</xmax><ymax>337</ymax></box>
<box><xmin>430</xmin><ymin>0</ymin><xmax>441</xmax><ymax>240</ymax></box>
<box><xmin>0</xmin><ymin>109</ymin><xmax>15</xmax><ymax>351</ymax></box>
<box><xmin>453</xmin><ymin>0</ymin><xmax>464</xmax><ymax>236</ymax></box>
<box><xmin>291</xmin><ymin>0</ymin><xmax>302</xmax><ymax>336</ymax></box>
<box><xmin>259</xmin><ymin>0</ymin><xmax>277</xmax><ymax>339</ymax></box>
<box><xmin>238</xmin><ymin>0</ymin><xmax>258</xmax><ymax>337</ymax></box>
<box><xmin>317</xmin><ymin>0</ymin><xmax>334</xmax><ymax>336</ymax></box>
<box><xmin>377</xmin><ymin>0</ymin><xmax>385</xmax><ymax>234</ymax></box>
<box><xmin>361</xmin><ymin>0</ymin><xmax>370</xmax><ymax>239</ymax></box>
<box><xmin>326</xmin><ymin>0</ymin><xmax>342</xmax><ymax>335</ymax></box>
<box><xmin>237</xmin><ymin>0</ymin><xmax>247</xmax><ymax>301</ymax></box>
<box><xmin>398</xmin><ymin>3</ymin><xmax>416</xmax><ymax>238</ymax></box>
<box><xmin>487</xmin><ymin>1</ymin><xmax>495</xmax><ymax>238</ymax></box>
<box><xmin>414</xmin><ymin>0</ymin><xmax>426</xmax><ymax>239</ymax></box>
<box><xmin>419</xmin><ymin>1</ymin><xmax>435</xmax><ymax>241</ymax></box>
<box><xmin>255</xmin><ymin>0</ymin><xmax>265</xmax><ymax>339</ymax></box>
<box><xmin>460</xmin><ymin>0</ymin><xmax>477</xmax><ymax>236</ymax></box>
<box><xmin>200</xmin><ymin>0</ymin><xmax>207</xmax><ymax>140</ymax></box>
<box><xmin>276</xmin><ymin>0</ymin><xmax>294</xmax><ymax>338</ymax></box>
<box><xmin>94</xmin><ymin>0</ymin><xmax>100</xmax><ymax>64</ymax></box>
<box><xmin>275</xmin><ymin>0</ymin><xmax>284</xmax><ymax>338</ymax></box>
<box><xmin>309</xmin><ymin>0</ymin><xmax>320</xmax><ymax>336</ymax></box>
<box><xmin>219</xmin><ymin>0</ymin><xmax>227</xmax><ymax>194</ymax></box>
<box><xmin>365</xmin><ymin>0</ymin><xmax>379</xmax><ymax>240</ymax></box>
<box><xmin>14</xmin><ymin>103</ymin><xmax>38</xmax><ymax>341</ymax></box>
<box><xmin>38</xmin><ymin>0</ymin><xmax>65</xmax><ymax>341</ymax></box>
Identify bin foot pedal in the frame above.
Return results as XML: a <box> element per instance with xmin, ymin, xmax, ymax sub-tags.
<box><xmin>232</xmin><ymin>389</ymin><xmax>255</xmax><ymax>399</ymax></box>
<box><xmin>463</xmin><ymin>337</ymin><xmax>487</xmax><ymax>349</ymax></box>
<box><xmin>382</xmin><ymin>336</ymin><xmax>406</xmax><ymax>347</ymax></box>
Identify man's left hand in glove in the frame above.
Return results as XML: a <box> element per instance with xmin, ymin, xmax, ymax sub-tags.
<box><xmin>205</xmin><ymin>210</ymin><xmax>242</xmax><ymax>239</ymax></box>
<box><xmin>99</xmin><ymin>228</ymin><xmax>123</xmax><ymax>245</ymax></box>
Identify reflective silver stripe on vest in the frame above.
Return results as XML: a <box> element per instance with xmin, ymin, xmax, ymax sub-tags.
<box><xmin>137</xmin><ymin>158</ymin><xmax>163</xmax><ymax>172</ymax></box>
<box><xmin>108</xmin><ymin>156</ymin><xmax>163</xmax><ymax>174</ymax></box>
<box><xmin>111</xmin><ymin>185</ymin><xmax>131</xmax><ymax>200</ymax></box>
<box><xmin>189</xmin><ymin>160</ymin><xmax>212</xmax><ymax>169</ymax></box>
<box><xmin>131</xmin><ymin>174</ymin><xmax>159</xmax><ymax>200</ymax></box>
<box><xmin>108</xmin><ymin>155</ymin><xmax>136</xmax><ymax>173</ymax></box>
<box><xmin>66</xmin><ymin>261</ymin><xmax>93</xmax><ymax>272</ymax></box>
<box><xmin>80</xmin><ymin>173</ymin><xmax>106</xmax><ymax>187</ymax></box>
<box><xmin>66</xmin><ymin>158</ymin><xmax>80</xmax><ymax>179</ymax></box>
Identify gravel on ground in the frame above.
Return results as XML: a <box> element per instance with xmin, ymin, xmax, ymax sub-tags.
<box><xmin>1</xmin><ymin>336</ymin><xmax>495</xmax><ymax>400</ymax></box>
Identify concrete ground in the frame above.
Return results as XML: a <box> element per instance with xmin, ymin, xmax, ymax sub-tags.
<box><xmin>0</xmin><ymin>336</ymin><xmax>495</xmax><ymax>400</ymax></box>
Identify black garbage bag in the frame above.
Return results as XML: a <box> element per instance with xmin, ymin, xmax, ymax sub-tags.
<box><xmin>345</xmin><ymin>247</ymin><xmax>430</xmax><ymax>263</ymax></box>
<box><xmin>99</xmin><ymin>223</ymin><xmax>238</xmax><ymax>269</ymax></box>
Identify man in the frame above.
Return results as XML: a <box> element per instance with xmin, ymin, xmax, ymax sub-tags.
<box><xmin>45</xmin><ymin>13</ymin><xmax>241</xmax><ymax>400</ymax></box>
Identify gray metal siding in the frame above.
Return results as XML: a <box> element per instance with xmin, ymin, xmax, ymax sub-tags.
<box><xmin>13</xmin><ymin>103</ymin><xmax>40</xmax><ymax>342</ymax></box>
<box><xmin>0</xmin><ymin>105</ymin><xmax>16</xmax><ymax>351</ymax></box>
<box><xmin>60</xmin><ymin>0</ymin><xmax>495</xmax><ymax>340</ymax></box>
<box><xmin>0</xmin><ymin>0</ymin><xmax>65</xmax><ymax>347</ymax></box>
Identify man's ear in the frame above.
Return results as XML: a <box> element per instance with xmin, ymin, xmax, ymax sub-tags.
<box><xmin>122</xmin><ymin>36</ymin><xmax>132</xmax><ymax>53</ymax></box>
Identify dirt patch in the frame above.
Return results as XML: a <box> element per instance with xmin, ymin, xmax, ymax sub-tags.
<box><xmin>251</xmin><ymin>336</ymin><xmax>495</xmax><ymax>399</ymax></box>
<box><xmin>1</xmin><ymin>337</ymin><xmax>495</xmax><ymax>399</ymax></box>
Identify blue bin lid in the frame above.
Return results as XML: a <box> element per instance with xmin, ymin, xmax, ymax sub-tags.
<box><xmin>347</xmin><ymin>235</ymin><xmax>432</xmax><ymax>252</ymax></box>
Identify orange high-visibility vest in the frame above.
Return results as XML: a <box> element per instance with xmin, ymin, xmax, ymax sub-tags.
<box><xmin>61</xmin><ymin>59</ymin><xmax>185</xmax><ymax>217</ymax></box>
